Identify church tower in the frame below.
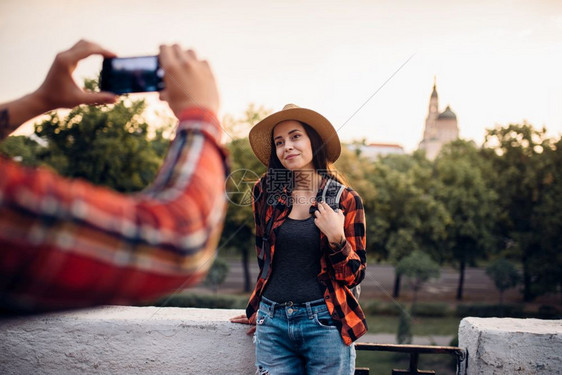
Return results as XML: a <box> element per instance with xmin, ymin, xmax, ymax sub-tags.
<box><xmin>419</xmin><ymin>79</ymin><xmax>459</xmax><ymax>159</ymax></box>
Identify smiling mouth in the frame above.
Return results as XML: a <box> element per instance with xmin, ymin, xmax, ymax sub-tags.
<box><xmin>285</xmin><ymin>154</ymin><xmax>298</xmax><ymax>160</ymax></box>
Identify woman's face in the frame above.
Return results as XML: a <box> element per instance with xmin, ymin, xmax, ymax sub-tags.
<box><xmin>273</xmin><ymin>120</ymin><xmax>315</xmax><ymax>171</ymax></box>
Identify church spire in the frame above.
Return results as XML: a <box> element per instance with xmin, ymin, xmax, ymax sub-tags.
<box><xmin>431</xmin><ymin>76</ymin><xmax>438</xmax><ymax>98</ymax></box>
<box><xmin>428</xmin><ymin>76</ymin><xmax>439</xmax><ymax>119</ymax></box>
<box><xmin>419</xmin><ymin>78</ymin><xmax>459</xmax><ymax>160</ymax></box>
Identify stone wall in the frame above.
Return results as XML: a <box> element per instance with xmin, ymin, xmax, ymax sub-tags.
<box><xmin>3</xmin><ymin>308</ymin><xmax>561</xmax><ymax>374</ymax></box>
<box><xmin>459</xmin><ymin>317</ymin><xmax>562</xmax><ymax>374</ymax></box>
<box><xmin>0</xmin><ymin>306</ymin><xmax>255</xmax><ymax>374</ymax></box>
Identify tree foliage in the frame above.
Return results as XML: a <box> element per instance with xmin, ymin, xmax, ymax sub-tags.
<box><xmin>396</xmin><ymin>250</ymin><xmax>441</xmax><ymax>314</ymax></box>
<box><xmin>220</xmin><ymin>104</ymin><xmax>270</xmax><ymax>292</ymax></box>
<box><xmin>530</xmin><ymin>137</ymin><xmax>562</xmax><ymax>300</ymax></box>
<box><xmin>33</xmin><ymin>99</ymin><xmax>168</xmax><ymax>192</ymax></box>
<box><xmin>204</xmin><ymin>257</ymin><xmax>230</xmax><ymax>293</ymax></box>
<box><xmin>367</xmin><ymin>152</ymin><xmax>449</xmax><ymax>297</ymax></box>
<box><xmin>482</xmin><ymin>123</ymin><xmax>554</xmax><ymax>300</ymax></box>
<box><xmin>1</xmin><ymin>78</ymin><xmax>173</xmax><ymax>193</ymax></box>
<box><xmin>396</xmin><ymin>250</ymin><xmax>441</xmax><ymax>285</ymax></box>
<box><xmin>397</xmin><ymin>308</ymin><xmax>412</xmax><ymax>344</ymax></box>
<box><xmin>434</xmin><ymin>140</ymin><xmax>499</xmax><ymax>300</ymax></box>
<box><xmin>0</xmin><ymin>135</ymin><xmax>42</xmax><ymax>166</ymax></box>
<box><xmin>486</xmin><ymin>258</ymin><xmax>520</xmax><ymax>305</ymax></box>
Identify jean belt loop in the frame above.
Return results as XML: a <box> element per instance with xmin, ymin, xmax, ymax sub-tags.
<box><xmin>261</xmin><ymin>297</ymin><xmax>275</xmax><ymax>318</ymax></box>
<box><xmin>306</xmin><ymin>301</ymin><xmax>314</xmax><ymax>319</ymax></box>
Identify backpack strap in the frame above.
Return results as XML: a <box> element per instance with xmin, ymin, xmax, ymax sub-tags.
<box><xmin>321</xmin><ymin>178</ymin><xmax>346</xmax><ymax>210</ymax></box>
<box><xmin>320</xmin><ymin>179</ymin><xmax>362</xmax><ymax>300</ymax></box>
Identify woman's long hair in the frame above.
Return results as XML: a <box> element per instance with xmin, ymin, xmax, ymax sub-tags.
<box><xmin>257</xmin><ymin>122</ymin><xmax>348</xmax><ymax>225</ymax></box>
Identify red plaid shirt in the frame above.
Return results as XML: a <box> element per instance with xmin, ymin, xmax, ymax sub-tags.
<box><xmin>246</xmin><ymin>177</ymin><xmax>368</xmax><ymax>345</ymax></box>
<box><xmin>0</xmin><ymin>107</ymin><xmax>228</xmax><ymax>314</ymax></box>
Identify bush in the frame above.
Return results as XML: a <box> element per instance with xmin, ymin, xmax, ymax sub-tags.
<box><xmin>362</xmin><ymin>300</ymin><xmax>451</xmax><ymax>317</ymax></box>
<box><xmin>397</xmin><ymin>309</ymin><xmax>412</xmax><ymax>344</ymax></box>
<box><xmin>412</xmin><ymin>302</ymin><xmax>452</xmax><ymax>317</ymax></box>
<box><xmin>485</xmin><ymin>259</ymin><xmax>520</xmax><ymax>305</ymax></box>
<box><xmin>362</xmin><ymin>300</ymin><xmax>403</xmax><ymax>316</ymax></box>
<box><xmin>204</xmin><ymin>257</ymin><xmax>230</xmax><ymax>292</ymax></box>
<box><xmin>154</xmin><ymin>293</ymin><xmax>248</xmax><ymax>309</ymax></box>
<box><xmin>456</xmin><ymin>303</ymin><xmax>524</xmax><ymax>318</ymax></box>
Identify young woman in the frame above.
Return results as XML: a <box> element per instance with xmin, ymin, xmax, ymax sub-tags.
<box><xmin>231</xmin><ymin>104</ymin><xmax>367</xmax><ymax>375</ymax></box>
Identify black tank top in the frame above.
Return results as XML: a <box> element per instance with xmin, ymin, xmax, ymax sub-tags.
<box><xmin>262</xmin><ymin>216</ymin><xmax>325</xmax><ymax>303</ymax></box>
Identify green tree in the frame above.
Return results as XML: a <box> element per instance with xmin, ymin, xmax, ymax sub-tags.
<box><xmin>334</xmin><ymin>145</ymin><xmax>377</xmax><ymax>206</ymax></box>
<box><xmin>0</xmin><ymin>135</ymin><xmax>43</xmax><ymax>166</ymax></box>
<box><xmin>334</xmin><ymin>145</ymin><xmax>377</xmax><ymax>258</ymax></box>
<box><xmin>22</xmin><ymin>78</ymin><xmax>173</xmax><ymax>192</ymax></box>
<box><xmin>397</xmin><ymin>308</ymin><xmax>412</xmax><ymax>344</ymax></box>
<box><xmin>485</xmin><ymin>258</ymin><xmax>520</xmax><ymax>306</ymax></box>
<box><xmin>2</xmin><ymin>83</ymin><xmax>173</xmax><ymax>194</ymax></box>
<box><xmin>396</xmin><ymin>250</ymin><xmax>441</xmax><ymax>315</ymax></box>
<box><xmin>204</xmin><ymin>257</ymin><xmax>230</xmax><ymax>293</ymax></box>
<box><xmin>220</xmin><ymin>104</ymin><xmax>269</xmax><ymax>292</ymax></box>
<box><xmin>483</xmin><ymin>123</ymin><xmax>552</xmax><ymax>301</ymax></box>
<box><xmin>531</xmin><ymin>137</ymin><xmax>562</xmax><ymax>302</ymax></box>
<box><xmin>435</xmin><ymin>140</ymin><xmax>499</xmax><ymax>300</ymax></box>
<box><xmin>33</xmin><ymin>97</ymin><xmax>165</xmax><ymax>192</ymax></box>
<box><xmin>369</xmin><ymin>153</ymin><xmax>449</xmax><ymax>297</ymax></box>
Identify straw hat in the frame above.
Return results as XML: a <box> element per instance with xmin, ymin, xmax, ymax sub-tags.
<box><xmin>249</xmin><ymin>104</ymin><xmax>341</xmax><ymax>166</ymax></box>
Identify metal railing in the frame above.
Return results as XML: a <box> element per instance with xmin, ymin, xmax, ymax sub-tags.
<box><xmin>354</xmin><ymin>343</ymin><xmax>467</xmax><ymax>375</ymax></box>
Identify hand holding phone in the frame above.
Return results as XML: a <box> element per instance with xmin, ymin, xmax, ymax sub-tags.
<box><xmin>32</xmin><ymin>40</ymin><xmax>117</xmax><ymax>113</ymax></box>
<box><xmin>100</xmin><ymin>56</ymin><xmax>165</xmax><ymax>94</ymax></box>
<box><xmin>158</xmin><ymin>45</ymin><xmax>220</xmax><ymax>117</ymax></box>
<box><xmin>99</xmin><ymin>45</ymin><xmax>219</xmax><ymax>117</ymax></box>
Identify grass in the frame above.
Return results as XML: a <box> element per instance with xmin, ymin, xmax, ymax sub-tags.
<box><xmin>365</xmin><ymin>315</ymin><xmax>462</xmax><ymax>336</ymax></box>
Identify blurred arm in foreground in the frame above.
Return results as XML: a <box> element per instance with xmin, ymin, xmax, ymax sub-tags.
<box><xmin>0</xmin><ymin>40</ymin><xmax>228</xmax><ymax>314</ymax></box>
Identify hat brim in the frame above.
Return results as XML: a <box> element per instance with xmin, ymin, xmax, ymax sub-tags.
<box><xmin>249</xmin><ymin>107</ymin><xmax>341</xmax><ymax>166</ymax></box>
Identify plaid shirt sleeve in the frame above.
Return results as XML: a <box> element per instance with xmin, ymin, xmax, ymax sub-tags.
<box><xmin>324</xmin><ymin>187</ymin><xmax>367</xmax><ymax>288</ymax></box>
<box><xmin>320</xmin><ymin>186</ymin><xmax>368</xmax><ymax>345</ymax></box>
<box><xmin>0</xmin><ymin>107</ymin><xmax>228</xmax><ymax>314</ymax></box>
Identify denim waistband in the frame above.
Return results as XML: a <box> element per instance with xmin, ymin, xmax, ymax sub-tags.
<box><xmin>260</xmin><ymin>296</ymin><xmax>328</xmax><ymax>318</ymax></box>
<box><xmin>261</xmin><ymin>296</ymin><xmax>326</xmax><ymax>308</ymax></box>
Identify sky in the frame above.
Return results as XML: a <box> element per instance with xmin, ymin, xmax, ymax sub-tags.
<box><xmin>1</xmin><ymin>0</ymin><xmax>561</xmax><ymax>151</ymax></box>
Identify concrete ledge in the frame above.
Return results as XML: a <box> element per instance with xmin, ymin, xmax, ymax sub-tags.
<box><xmin>4</xmin><ymin>308</ymin><xmax>561</xmax><ymax>374</ymax></box>
<box><xmin>459</xmin><ymin>317</ymin><xmax>562</xmax><ymax>374</ymax></box>
<box><xmin>0</xmin><ymin>306</ymin><xmax>255</xmax><ymax>375</ymax></box>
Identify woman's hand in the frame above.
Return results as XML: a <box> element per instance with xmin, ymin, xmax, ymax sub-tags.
<box><xmin>313</xmin><ymin>202</ymin><xmax>346</xmax><ymax>246</ymax></box>
<box><xmin>230</xmin><ymin>314</ymin><xmax>256</xmax><ymax>335</ymax></box>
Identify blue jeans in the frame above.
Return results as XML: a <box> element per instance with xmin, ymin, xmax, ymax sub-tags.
<box><xmin>255</xmin><ymin>297</ymin><xmax>356</xmax><ymax>375</ymax></box>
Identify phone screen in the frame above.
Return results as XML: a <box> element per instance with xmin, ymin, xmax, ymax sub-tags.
<box><xmin>100</xmin><ymin>56</ymin><xmax>164</xmax><ymax>94</ymax></box>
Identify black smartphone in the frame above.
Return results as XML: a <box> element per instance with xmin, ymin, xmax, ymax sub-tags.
<box><xmin>100</xmin><ymin>56</ymin><xmax>164</xmax><ymax>94</ymax></box>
